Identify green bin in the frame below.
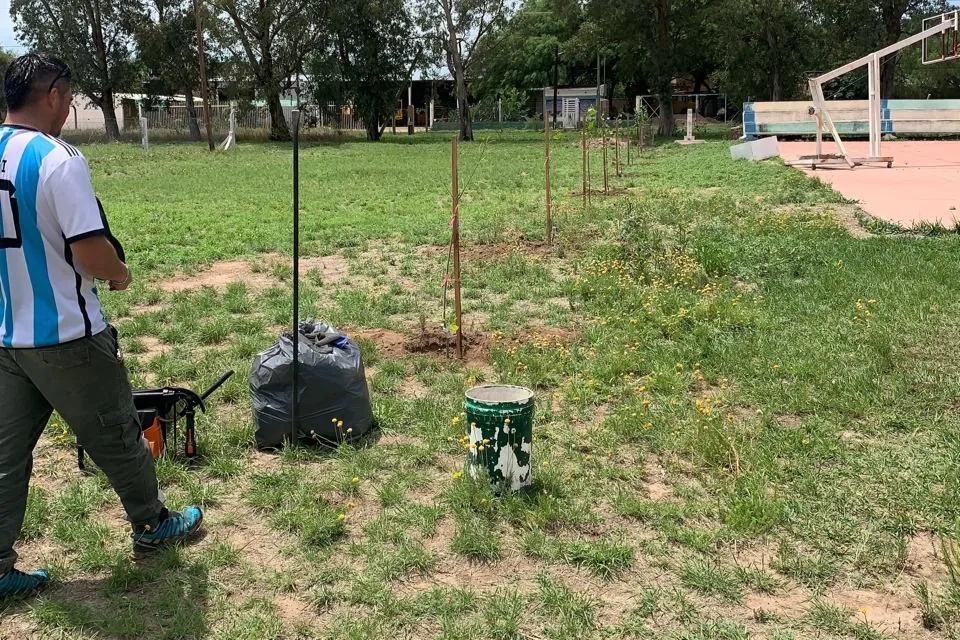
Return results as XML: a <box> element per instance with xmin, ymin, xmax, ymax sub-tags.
<box><xmin>464</xmin><ymin>385</ymin><xmax>534</xmax><ymax>491</ymax></box>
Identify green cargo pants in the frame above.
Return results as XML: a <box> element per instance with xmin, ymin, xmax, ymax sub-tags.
<box><xmin>0</xmin><ymin>327</ymin><xmax>164</xmax><ymax>574</ymax></box>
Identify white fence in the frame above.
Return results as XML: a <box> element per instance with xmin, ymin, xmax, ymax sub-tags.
<box><xmin>136</xmin><ymin>104</ymin><xmax>366</xmax><ymax>134</ymax></box>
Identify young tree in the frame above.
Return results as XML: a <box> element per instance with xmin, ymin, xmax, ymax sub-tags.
<box><xmin>419</xmin><ymin>0</ymin><xmax>513</xmax><ymax>141</ymax></box>
<box><xmin>135</xmin><ymin>0</ymin><xmax>205</xmax><ymax>141</ymax></box>
<box><xmin>311</xmin><ymin>0</ymin><xmax>416</xmax><ymax>141</ymax></box>
<box><xmin>11</xmin><ymin>0</ymin><xmax>140</xmax><ymax>140</ymax></box>
<box><xmin>210</xmin><ymin>0</ymin><xmax>330</xmax><ymax>140</ymax></box>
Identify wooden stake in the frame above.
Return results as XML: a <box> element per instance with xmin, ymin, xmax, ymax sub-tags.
<box><xmin>193</xmin><ymin>0</ymin><xmax>215</xmax><ymax>152</ymax></box>
<box><xmin>627</xmin><ymin>136</ymin><xmax>631</xmax><ymax>165</ymax></box>
<box><xmin>581</xmin><ymin>128</ymin><xmax>587</xmax><ymax>209</ymax></box>
<box><xmin>451</xmin><ymin>138</ymin><xmax>464</xmax><ymax>360</ymax></box>
<box><xmin>637</xmin><ymin>119</ymin><xmax>642</xmax><ymax>155</ymax></box>
<box><xmin>545</xmin><ymin>117</ymin><xmax>552</xmax><ymax>244</ymax></box>
<box><xmin>586</xmin><ymin>129</ymin><xmax>591</xmax><ymax>205</ymax></box>
<box><xmin>602</xmin><ymin>130</ymin><xmax>608</xmax><ymax>194</ymax></box>
<box><xmin>615</xmin><ymin>124</ymin><xmax>621</xmax><ymax>177</ymax></box>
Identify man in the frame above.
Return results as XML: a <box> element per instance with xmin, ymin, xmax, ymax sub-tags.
<box><xmin>0</xmin><ymin>54</ymin><xmax>202</xmax><ymax>598</ymax></box>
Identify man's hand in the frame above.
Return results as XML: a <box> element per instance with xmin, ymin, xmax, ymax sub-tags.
<box><xmin>109</xmin><ymin>266</ymin><xmax>133</xmax><ymax>291</ymax></box>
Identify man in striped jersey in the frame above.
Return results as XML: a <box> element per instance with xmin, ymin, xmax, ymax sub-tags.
<box><xmin>0</xmin><ymin>54</ymin><xmax>202</xmax><ymax>597</ymax></box>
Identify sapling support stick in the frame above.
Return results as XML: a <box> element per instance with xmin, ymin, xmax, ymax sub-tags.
<box><xmin>581</xmin><ymin>128</ymin><xmax>587</xmax><ymax>208</ymax></box>
<box><xmin>545</xmin><ymin>117</ymin><xmax>553</xmax><ymax>244</ymax></box>
<box><xmin>291</xmin><ymin>109</ymin><xmax>301</xmax><ymax>445</ymax></box>
<box><xmin>615</xmin><ymin>123</ymin><xmax>621</xmax><ymax>177</ymax></box>
<box><xmin>602</xmin><ymin>129</ymin><xmax>609</xmax><ymax>194</ymax></box>
<box><xmin>451</xmin><ymin>138</ymin><xmax>464</xmax><ymax>359</ymax></box>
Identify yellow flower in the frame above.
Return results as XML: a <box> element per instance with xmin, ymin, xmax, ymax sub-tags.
<box><xmin>351</xmin><ymin>477</ymin><xmax>360</xmax><ymax>484</ymax></box>
<box><xmin>482</xmin><ymin>439</ymin><xmax>490</xmax><ymax>445</ymax></box>
<box><xmin>858</xmin><ymin>607</ymin><xmax>868</xmax><ymax>616</ymax></box>
<box><xmin>478</xmin><ymin>445</ymin><xmax>486</xmax><ymax>452</ymax></box>
<box><xmin>453</xmin><ymin>471</ymin><xmax>463</xmax><ymax>479</ymax></box>
<box><xmin>542</xmin><ymin>460</ymin><xmax>550</xmax><ymax>466</ymax></box>
<box><xmin>504</xmin><ymin>418</ymin><xmax>511</xmax><ymax>425</ymax></box>
<box><xmin>337</xmin><ymin>420</ymin><xmax>344</xmax><ymax>428</ymax></box>
<box><xmin>338</xmin><ymin>513</ymin><xmax>346</xmax><ymax>521</ymax></box>
<box><xmin>346</xmin><ymin>502</ymin><xmax>355</xmax><ymax>509</ymax></box>
<box><xmin>469</xmin><ymin>443</ymin><xmax>477</xmax><ymax>450</ymax></box>
<box><xmin>452</xmin><ymin>416</ymin><xmax>461</xmax><ymax>426</ymax></box>
<box><xmin>331</xmin><ymin>417</ymin><xmax>338</xmax><ymax>424</ymax></box>
<box><xmin>642</xmin><ymin>399</ymin><xmax>651</xmax><ymax>409</ymax></box>
<box><xmin>346</xmin><ymin>428</ymin><xmax>353</xmax><ymax>434</ymax></box>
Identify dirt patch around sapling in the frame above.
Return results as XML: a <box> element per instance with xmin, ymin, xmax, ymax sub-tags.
<box><xmin>159</xmin><ymin>253</ymin><xmax>350</xmax><ymax>293</ymax></box>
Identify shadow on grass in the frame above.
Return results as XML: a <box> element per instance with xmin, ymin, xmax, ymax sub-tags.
<box><xmin>1</xmin><ymin>545</ymin><xmax>212</xmax><ymax>638</ymax></box>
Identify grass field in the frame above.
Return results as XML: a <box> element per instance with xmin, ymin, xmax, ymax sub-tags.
<box><xmin>3</xmin><ymin>130</ymin><xmax>960</xmax><ymax>640</ymax></box>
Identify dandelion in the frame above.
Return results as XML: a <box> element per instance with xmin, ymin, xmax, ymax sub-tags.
<box><xmin>351</xmin><ymin>476</ymin><xmax>360</xmax><ymax>484</ymax></box>
<box><xmin>338</xmin><ymin>513</ymin><xmax>346</xmax><ymax>521</ymax></box>
<box><xmin>469</xmin><ymin>443</ymin><xmax>477</xmax><ymax>449</ymax></box>
<box><xmin>452</xmin><ymin>416</ymin><xmax>461</xmax><ymax>426</ymax></box>
<box><xmin>642</xmin><ymin>399</ymin><xmax>651</xmax><ymax>409</ymax></box>
<box><xmin>337</xmin><ymin>420</ymin><xmax>344</xmax><ymax>429</ymax></box>
<box><xmin>478</xmin><ymin>445</ymin><xmax>485</xmax><ymax>452</ymax></box>
<box><xmin>542</xmin><ymin>460</ymin><xmax>550</xmax><ymax>466</ymax></box>
<box><xmin>453</xmin><ymin>471</ymin><xmax>463</xmax><ymax>479</ymax></box>
<box><xmin>482</xmin><ymin>439</ymin><xmax>490</xmax><ymax>445</ymax></box>
<box><xmin>858</xmin><ymin>607</ymin><xmax>868</xmax><ymax>616</ymax></box>
<box><xmin>346</xmin><ymin>428</ymin><xmax>353</xmax><ymax>434</ymax></box>
<box><xmin>504</xmin><ymin>418</ymin><xmax>511</xmax><ymax>425</ymax></box>
<box><xmin>331</xmin><ymin>417</ymin><xmax>338</xmax><ymax>424</ymax></box>
<box><xmin>347</xmin><ymin>502</ymin><xmax>355</xmax><ymax>509</ymax></box>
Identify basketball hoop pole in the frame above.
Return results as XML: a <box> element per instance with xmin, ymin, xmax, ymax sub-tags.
<box><xmin>797</xmin><ymin>12</ymin><xmax>957</xmax><ymax>170</ymax></box>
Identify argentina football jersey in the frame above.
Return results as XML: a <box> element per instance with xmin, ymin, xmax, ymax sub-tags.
<box><xmin>0</xmin><ymin>125</ymin><xmax>107</xmax><ymax>348</ymax></box>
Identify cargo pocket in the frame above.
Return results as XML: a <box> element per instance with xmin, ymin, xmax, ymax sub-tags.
<box><xmin>37</xmin><ymin>343</ymin><xmax>91</xmax><ymax>369</ymax></box>
<box><xmin>97</xmin><ymin>407</ymin><xmax>142</xmax><ymax>452</ymax></box>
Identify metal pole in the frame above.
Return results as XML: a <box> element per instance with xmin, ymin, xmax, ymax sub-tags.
<box><xmin>193</xmin><ymin>0</ymin><xmax>215</xmax><ymax>152</ymax></box>
<box><xmin>291</xmin><ymin>109</ymin><xmax>301</xmax><ymax>445</ymax></box>
<box><xmin>602</xmin><ymin>129</ymin><xmax>608</xmax><ymax>194</ymax></box>
<box><xmin>451</xmin><ymin>138</ymin><xmax>464</xmax><ymax>359</ymax></box>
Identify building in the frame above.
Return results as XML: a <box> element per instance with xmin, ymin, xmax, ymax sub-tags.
<box><xmin>543</xmin><ymin>86</ymin><xmax>608</xmax><ymax>128</ymax></box>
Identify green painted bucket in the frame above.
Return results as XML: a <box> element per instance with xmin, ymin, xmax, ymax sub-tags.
<box><xmin>464</xmin><ymin>385</ymin><xmax>535</xmax><ymax>491</ymax></box>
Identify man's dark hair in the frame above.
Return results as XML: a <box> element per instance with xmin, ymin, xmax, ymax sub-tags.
<box><xmin>3</xmin><ymin>53</ymin><xmax>71</xmax><ymax>112</ymax></box>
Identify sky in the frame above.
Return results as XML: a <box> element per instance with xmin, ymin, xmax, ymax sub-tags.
<box><xmin>1</xmin><ymin>0</ymin><xmax>21</xmax><ymax>52</ymax></box>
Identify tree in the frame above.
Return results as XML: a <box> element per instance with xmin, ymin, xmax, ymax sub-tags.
<box><xmin>310</xmin><ymin>0</ymin><xmax>416</xmax><ymax>141</ymax></box>
<box><xmin>713</xmin><ymin>0</ymin><xmax>816</xmax><ymax>102</ymax></box>
<box><xmin>135</xmin><ymin>0</ymin><xmax>205</xmax><ymax>141</ymax></box>
<box><xmin>588</xmin><ymin>0</ymin><xmax>713</xmax><ymax>136</ymax></box>
<box><xmin>813</xmin><ymin>0</ymin><xmax>951</xmax><ymax>98</ymax></box>
<box><xmin>12</xmin><ymin>0</ymin><xmax>140</xmax><ymax>140</ymax></box>
<box><xmin>471</xmin><ymin>0</ymin><xmax>590</xmax><ymax>100</ymax></box>
<box><xmin>0</xmin><ymin>50</ymin><xmax>14</xmax><ymax>116</ymax></box>
<box><xmin>210</xmin><ymin>0</ymin><xmax>330</xmax><ymax>141</ymax></box>
<box><xmin>419</xmin><ymin>0</ymin><xmax>513</xmax><ymax>141</ymax></box>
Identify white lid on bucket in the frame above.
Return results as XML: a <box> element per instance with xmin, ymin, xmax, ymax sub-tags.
<box><xmin>465</xmin><ymin>385</ymin><xmax>534</xmax><ymax>405</ymax></box>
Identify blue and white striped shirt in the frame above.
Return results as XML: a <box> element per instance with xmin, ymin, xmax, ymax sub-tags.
<box><xmin>0</xmin><ymin>125</ymin><xmax>107</xmax><ymax>348</ymax></box>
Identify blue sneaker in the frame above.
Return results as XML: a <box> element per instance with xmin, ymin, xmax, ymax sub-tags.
<box><xmin>0</xmin><ymin>568</ymin><xmax>49</xmax><ymax>597</ymax></box>
<box><xmin>132</xmin><ymin>506</ymin><xmax>204</xmax><ymax>553</ymax></box>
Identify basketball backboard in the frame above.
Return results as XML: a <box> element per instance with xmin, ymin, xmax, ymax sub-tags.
<box><xmin>922</xmin><ymin>10</ymin><xmax>959</xmax><ymax>64</ymax></box>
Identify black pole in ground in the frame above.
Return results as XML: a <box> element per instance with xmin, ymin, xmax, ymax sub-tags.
<box><xmin>291</xmin><ymin>109</ymin><xmax>301</xmax><ymax>446</ymax></box>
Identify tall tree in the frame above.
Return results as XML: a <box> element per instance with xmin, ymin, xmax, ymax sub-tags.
<box><xmin>210</xmin><ymin>0</ymin><xmax>330</xmax><ymax>141</ymax></box>
<box><xmin>135</xmin><ymin>0</ymin><xmax>204</xmax><ymax>140</ymax></box>
<box><xmin>310</xmin><ymin>0</ymin><xmax>415</xmax><ymax>141</ymax></box>
<box><xmin>589</xmin><ymin>0</ymin><xmax>712</xmax><ymax>136</ymax></box>
<box><xmin>12</xmin><ymin>0</ymin><xmax>140</xmax><ymax>140</ymax></box>
<box><xmin>419</xmin><ymin>0</ymin><xmax>513</xmax><ymax>141</ymax></box>
<box><xmin>713</xmin><ymin>0</ymin><xmax>815</xmax><ymax>102</ymax></box>
<box><xmin>471</xmin><ymin>0</ymin><xmax>590</xmax><ymax>100</ymax></box>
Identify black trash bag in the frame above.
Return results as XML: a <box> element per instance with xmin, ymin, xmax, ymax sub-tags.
<box><xmin>250</xmin><ymin>320</ymin><xmax>374</xmax><ymax>449</ymax></box>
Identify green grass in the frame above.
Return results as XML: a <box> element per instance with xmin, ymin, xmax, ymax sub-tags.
<box><xmin>9</xmin><ymin>130</ymin><xmax>960</xmax><ymax>638</ymax></box>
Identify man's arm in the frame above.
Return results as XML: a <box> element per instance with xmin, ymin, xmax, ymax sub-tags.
<box><xmin>70</xmin><ymin>236</ymin><xmax>130</xmax><ymax>285</ymax></box>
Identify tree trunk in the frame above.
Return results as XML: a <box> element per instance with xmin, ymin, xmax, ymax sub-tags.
<box><xmin>658</xmin><ymin>88</ymin><xmax>675</xmax><ymax>137</ymax></box>
<box><xmin>184</xmin><ymin>87</ymin><xmax>202</xmax><ymax>141</ymax></box>
<box><xmin>366</xmin><ymin>113</ymin><xmax>381</xmax><ymax>141</ymax></box>
<box><xmin>880</xmin><ymin>55</ymin><xmax>897</xmax><ymax>99</ymax></box>
<box><xmin>771</xmin><ymin>66</ymin><xmax>782</xmax><ymax>101</ymax></box>
<box><xmin>456</xmin><ymin>77</ymin><xmax>473</xmax><ymax>142</ymax></box>
<box><xmin>268</xmin><ymin>91</ymin><xmax>290</xmax><ymax>141</ymax></box>
<box><xmin>880</xmin><ymin>0</ymin><xmax>907</xmax><ymax>99</ymax></box>
<box><xmin>101</xmin><ymin>90</ymin><xmax>121</xmax><ymax>141</ymax></box>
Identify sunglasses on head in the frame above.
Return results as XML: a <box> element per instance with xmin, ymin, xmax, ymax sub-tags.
<box><xmin>47</xmin><ymin>68</ymin><xmax>71</xmax><ymax>93</ymax></box>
